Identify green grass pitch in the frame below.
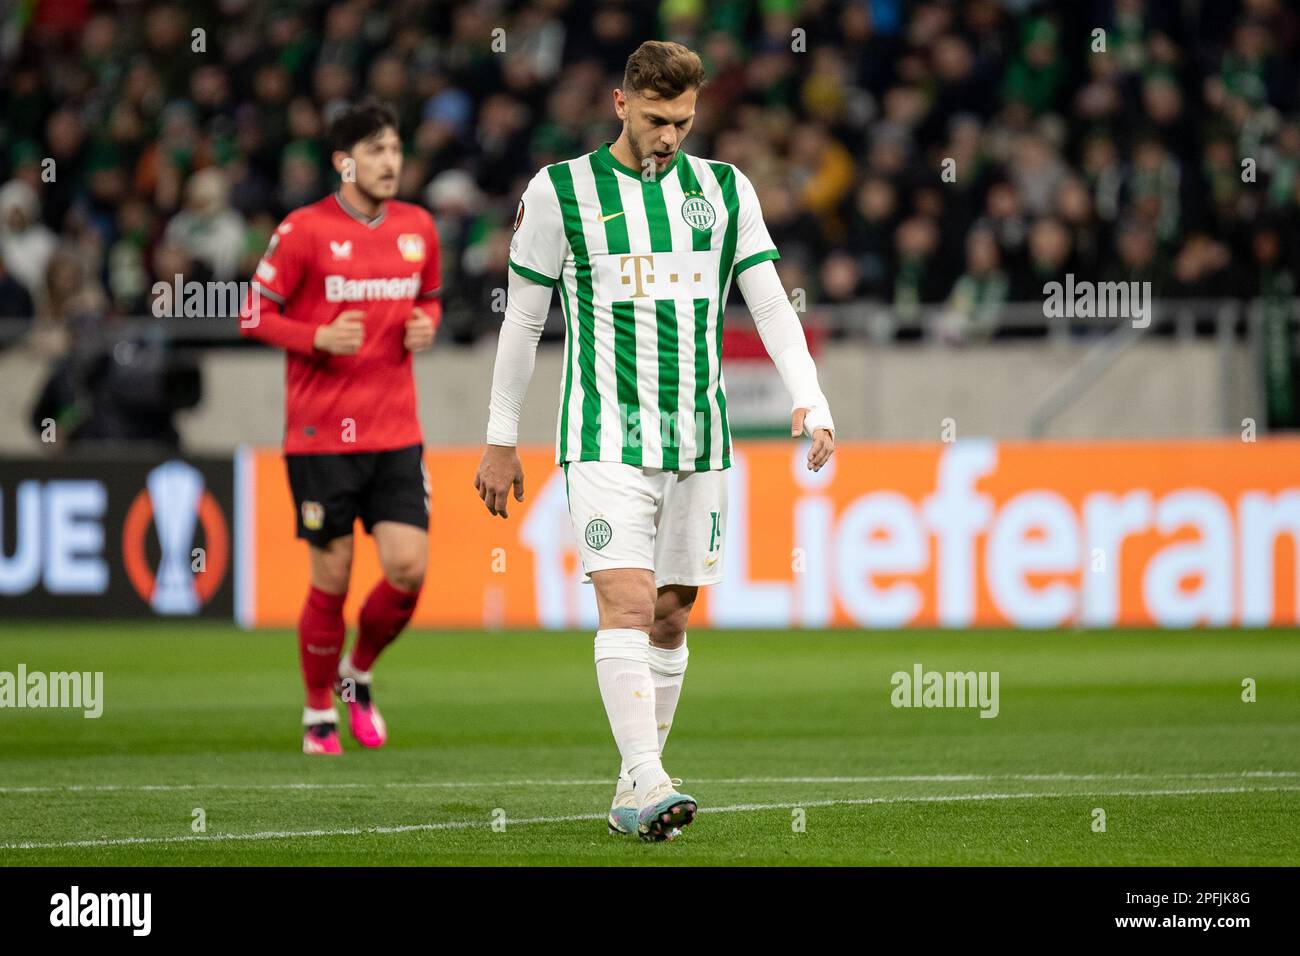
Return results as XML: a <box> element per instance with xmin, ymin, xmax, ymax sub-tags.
<box><xmin>1</xmin><ymin>623</ymin><xmax>1297</xmax><ymax>866</ymax></box>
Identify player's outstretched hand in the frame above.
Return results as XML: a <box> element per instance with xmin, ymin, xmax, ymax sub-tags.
<box><xmin>314</xmin><ymin>310</ymin><xmax>365</xmax><ymax>355</ymax></box>
<box><xmin>475</xmin><ymin>444</ymin><xmax>525</xmax><ymax>518</ymax></box>
<box><xmin>792</xmin><ymin>407</ymin><xmax>835</xmax><ymax>472</ymax></box>
<box><xmin>404</xmin><ymin>307</ymin><xmax>436</xmax><ymax>352</ymax></box>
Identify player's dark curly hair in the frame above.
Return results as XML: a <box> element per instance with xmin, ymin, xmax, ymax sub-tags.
<box><xmin>623</xmin><ymin>41</ymin><xmax>707</xmax><ymax>98</ymax></box>
<box><xmin>328</xmin><ymin>102</ymin><xmax>399</xmax><ymax>154</ymax></box>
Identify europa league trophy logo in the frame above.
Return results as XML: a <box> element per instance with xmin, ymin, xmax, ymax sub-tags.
<box><xmin>146</xmin><ymin>461</ymin><xmax>204</xmax><ymax>615</ymax></box>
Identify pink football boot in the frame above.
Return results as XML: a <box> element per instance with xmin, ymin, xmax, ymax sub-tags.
<box><xmin>344</xmin><ymin>691</ymin><xmax>387</xmax><ymax>748</ymax></box>
<box><xmin>337</xmin><ymin>662</ymin><xmax>388</xmax><ymax>749</ymax></box>
<box><xmin>303</xmin><ymin>721</ymin><xmax>343</xmax><ymax>755</ymax></box>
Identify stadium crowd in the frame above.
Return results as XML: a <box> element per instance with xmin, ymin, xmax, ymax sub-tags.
<box><xmin>1</xmin><ymin>0</ymin><xmax>1299</xmax><ymax>354</ymax></box>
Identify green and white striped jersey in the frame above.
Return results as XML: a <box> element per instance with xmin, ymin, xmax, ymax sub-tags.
<box><xmin>508</xmin><ymin>143</ymin><xmax>780</xmax><ymax>471</ymax></box>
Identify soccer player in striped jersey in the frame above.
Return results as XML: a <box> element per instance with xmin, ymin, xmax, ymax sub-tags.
<box><xmin>475</xmin><ymin>41</ymin><xmax>835</xmax><ymax>841</ymax></box>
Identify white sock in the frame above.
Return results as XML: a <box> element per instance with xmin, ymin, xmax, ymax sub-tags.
<box><xmin>303</xmin><ymin>706</ymin><xmax>338</xmax><ymax>725</ymax></box>
<box><xmin>620</xmin><ymin>636</ymin><xmax>689</xmax><ymax>781</ymax></box>
<box><xmin>595</xmin><ymin>628</ymin><xmax>667</xmax><ymax>795</ymax></box>
<box><xmin>339</xmin><ymin>653</ymin><xmax>372</xmax><ymax>684</ymax></box>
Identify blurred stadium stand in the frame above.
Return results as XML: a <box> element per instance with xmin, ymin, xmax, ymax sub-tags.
<box><xmin>1</xmin><ymin>0</ymin><xmax>1298</xmax><ymax>451</ymax></box>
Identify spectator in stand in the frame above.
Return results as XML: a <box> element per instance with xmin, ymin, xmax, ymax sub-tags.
<box><xmin>0</xmin><ymin>180</ymin><xmax>57</xmax><ymax>310</ymax></box>
<box><xmin>1105</xmin><ymin>220</ymin><xmax>1170</xmax><ymax>298</ymax></box>
<box><xmin>0</xmin><ymin>252</ymin><xmax>35</xmax><ymax>324</ymax></box>
<box><xmin>162</xmin><ymin>167</ymin><xmax>246</xmax><ymax>283</ymax></box>
<box><xmin>937</xmin><ymin>227</ymin><xmax>1009</xmax><ymax>344</ymax></box>
<box><xmin>30</xmin><ymin>243</ymin><xmax>108</xmax><ymax>358</ymax></box>
<box><xmin>0</xmin><ymin>0</ymin><xmax>1296</xmax><ymax>343</ymax></box>
<box><xmin>1013</xmin><ymin>217</ymin><xmax>1074</xmax><ymax>302</ymax></box>
<box><xmin>891</xmin><ymin>215</ymin><xmax>947</xmax><ymax>332</ymax></box>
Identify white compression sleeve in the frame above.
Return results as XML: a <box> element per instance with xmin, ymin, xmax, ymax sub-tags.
<box><xmin>485</xmin><ymin>269</ymin><xmax>554</xmax><ymax>446</ymax></box>
<box><xmin>735</xmin><ymin>259</ymin><xmax>835</xmax><ymax>435</ymax></box>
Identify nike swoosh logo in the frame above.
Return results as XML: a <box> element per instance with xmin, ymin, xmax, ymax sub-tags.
<box><xmin>598</xmin><ymin>211</ymin><xmax>625</xmax><ymax>223</ymax></box>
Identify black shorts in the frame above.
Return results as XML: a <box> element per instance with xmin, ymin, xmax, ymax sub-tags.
<box><xmin>285</xmin><ymin>444</ymin><xmax>429</xmax><ymax>547</ymax></box>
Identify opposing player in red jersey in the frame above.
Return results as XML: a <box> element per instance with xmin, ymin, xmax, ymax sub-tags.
<box><xmin>240</xmin><ymin>103</ymin><xmax>440</xmax><ymax>754</ymax></box>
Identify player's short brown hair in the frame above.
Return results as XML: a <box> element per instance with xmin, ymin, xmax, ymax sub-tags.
<box><xmin>622</xmin><ymin>41</ymin><xmax>706</xmax><ymax>99</ymax></box>
<box><xmin>328</xmin><ymin>101</ymin><xmax>398</xmax><ymax>154</ymax></box>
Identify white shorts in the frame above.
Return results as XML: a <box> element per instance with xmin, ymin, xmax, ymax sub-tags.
<box><xmin>563</xmin><ymin>460</ymin><xmax>727</xmax><ymax>588</ymax></box>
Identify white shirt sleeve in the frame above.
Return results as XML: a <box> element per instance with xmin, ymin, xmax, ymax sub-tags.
<box><xmin>733</xmin><ymin>168</ymin><xmax>781</xmax><ymax>277</ymax></box>
<box><xmin>735</xmin><ymin>259</ymin><xmax>835</xmax><ymax>435</ymax></box>
<box><xmin>507</xmin><ymin>168</ymin><xmax>567</xmax><ymax>286</ymax></box>
<box><xmin>485</xmin><ymin>268</ymin><xmax>554</xmax><ymax>446</ymax></box>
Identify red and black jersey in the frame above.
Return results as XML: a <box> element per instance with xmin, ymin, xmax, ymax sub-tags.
<box><xmin>241</xmin><ymin>192</ymin><xmax>441</xmax><ymax>455</ymax></box>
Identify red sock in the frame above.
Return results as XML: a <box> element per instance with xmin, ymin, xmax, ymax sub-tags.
<box><xmin>351</xmin><ymin>579</ymin><xmax>420</xmax><ymax>673</ymax></box>
<box><xmin>299</xmin><ymin>586</ymin><xmax>346</xmax><ymax>711</ymax></box>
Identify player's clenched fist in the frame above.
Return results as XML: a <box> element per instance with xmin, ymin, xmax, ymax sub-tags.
<box><xmin>404</xmin><ymin>306</ymin><xmax>436</xmax><ymax>352</ymax></box>
<box><xmin>314</xmin><ymin>310</ymin><xmax>365</xmax><ymax>355</ymax></box>
<box><xmin>475</xmin><ymin>444</ymin><xmax>525</xmax><ymax>518</ymax></box>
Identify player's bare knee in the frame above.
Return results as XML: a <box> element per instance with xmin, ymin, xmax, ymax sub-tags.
<box><xmin>315</xmin><ymin>562</ymin><xmax>351</xmax><ymax>594</ymax></box>
<box><xmin>312</xmin><ymin>569</ymin><xmax>350</xmax><ymax>595</ymax></box>
<box><xmin>616</xmin><ymin>590</ymin><xmax>656</xmax><ymax>629</ymax></box>
<box><xmin>591</xmin><ymin>569</ymin><xmax>656</xmax><ymax>631</ymax></box>
<box><xmin>603</xmin><ymin>613</ymin><xmax>654</xmax><ymax>633</ymax></box>
<box><xmin>651</xmin><ymin>605</ymin><xmax>692</xmax><ymax>647</ymax></box>
<box><xmin>383</xmin><ymin>553</ymin><xmax>426</xmax><ymax>593</ymax></box>
<box><xmin>310</xmin><ymin>539</ymin><xmax>353</xmax><ymax>594</ymax></box>
<box><xmin>601</xmin><ymin>595</ymin><xmax>655</xmax><ymax>632</ymax></box>
<box><xmin>651</xmin><ymin>585</ymin><xmax>696</xmax><ymax>646</ymax></box>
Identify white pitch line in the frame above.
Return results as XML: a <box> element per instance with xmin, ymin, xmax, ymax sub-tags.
<box><xmin>2</xmin><ymin>785</ymin><xmax>1298</xmax><ymax>852</ymax></box>
<box><xmin>0</xmin><ymin>770</ymin><xmax>1296</xmax><ymax>795</ymax></box>
<box><xmin>0</xmin><ymin>779</ymin><xmax>615</xmax><ymax>795</ymax></box>
<box><xmin>691</xmin><ymin>771</ymin><xmax>1300</xmax><ymax>785</ymax></box>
